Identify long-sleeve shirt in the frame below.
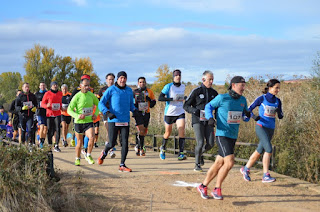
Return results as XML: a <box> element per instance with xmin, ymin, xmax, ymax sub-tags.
<box><xmin>0</xmin><ymin>112</ymin><xmax>9</xmax><ymax>130</ymax></box>
<box><xmin>41</xmin><ymin>90</ymin><xmax>63</xmax><ymax>117</ymax></box>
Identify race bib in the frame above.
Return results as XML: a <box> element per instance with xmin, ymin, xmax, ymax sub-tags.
<box><xmin>23</xmin><ymin>101</ymin><xmax>33</xmax><ymax>107</ymax></box>
<box><xmin>264</xmin><ymin>106</ymin><xmax>276</xmax><ymax>118</ymax></box>
<box><xmin>1</xmin><ymin>120</ymin><xmax>5</xmax><ymax>125</ymax></box>
<box><xmin>200</xmin><ymin>110</ymin><xmax>207</xmax><ymax>121</ymax></box>
<box><xmin>174</xmin><ymin>94</ymin><xmax>185</xmax><ymax>101</ymax></box>
<box><xmin>52</xmin><ymin>103</ymin><xmax>60</xmax><ymax>111</ymax></box>
<box><xmin>138</xmin><ymin>102</ymin><xmax>148</xmax><ymax>111</ymax></box>
<box><xmin>115</xmin><ymin>122</ymin><xmax>128</xmax><ymax>126</ymax></box>
<box><xmin>82</xmin><ymin>107</ymin><xmax>93</xmax><ymax>116</ymax></box>
<box><xmin>227</xmin><ymin>111</ymin><xmax>242</xmax><ymax>124</ymax></box>
<box><xmin>62</xmin><ymin>103</ymin><xmax>69</xmax><ymax>109</ymax></box>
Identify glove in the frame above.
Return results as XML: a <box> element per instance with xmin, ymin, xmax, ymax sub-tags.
<box><xmin>145</xmin><ymin>96</ymin><xmax>152</xmax><ymax>102</ymax></box>
<box><xmin>193</xmin><ymin>109</ymin><xmax>200</xmax><ymax>117</ymax></box>
<box><xmin>22</xmin><ymin>105</ymin><xmax>29</xmax><ymax>110</ymax></box>
<box><xmin>106</xmin><ymin>111</ymin><xmax>116</xmax><ymax>120</ymax></box>
<box><xmin>31</xmin><ymin>107</ymin><xmax>37</xmax><ymax>113</ymax></box>
<box><xmin>252</xmin><ymin>114</ymin><xmax>260</xmax><ymax>121</ymax></box>
<box><xmin>208</xmin><ymin>118</ymin><xmax>216</xmax><ymax>127</ymax></box>
<box><xmin>132</xmin><ymin>110</ymin><xmax>139</xmax><ymax>117</ymax></box>
<box><xmin>244</xmin><ymin>110</ymin><xmax>251</xmax><ymax>118</ymax></box>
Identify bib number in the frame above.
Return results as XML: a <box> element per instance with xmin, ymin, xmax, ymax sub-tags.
<box><xmin>62</xmin><ymin>103</ymin><xmax>69</xmax><ymax>109</ymax></box>
<box><xmin>264</xmin><ymin>106</ymin><xmax>276</xmax><ymax>118</ymax></box>
<box><xmin>52</xmin><ymin>103</ymin><xmax>60</xmax><ymax>111</ymax></box>
<box><xmin>23</xmin><ymin>101</ymin><xmax>33</xmax><ymax>107</ymax></box>
<box><xmin>115</xmin><ymin>122</ymin><xmax>128</xmax><ymax>126</ymax></box>
<box><xmin>83</xmin><ymin>107</ymin><xmax>93</xmax><ymax>116</ymax></box>
<box><xmin>200</xmin><ymin>110</ymin><xmax>207</xmax><ymax>121</ymax></box>
<box><xmin>175</xmin><ymin>94</ymin><xmax>185</xmax><ymax>101</ymax></box>
<box><xmin>227</xmin><ymin>111</ymin><xmax>242</xmax><ymax>124</ymax></box>
<box><xmin>138</xmin><ymin>102</ymin><xmax>148</xmax><ymax>111</ymax></box>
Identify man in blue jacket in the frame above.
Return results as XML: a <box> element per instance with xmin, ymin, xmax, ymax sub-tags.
<box><xmin>0</xmin><ymin>105</ymin><xmax>9</xmax><ymax>133</ymax></box>
<box><xmin>98</xmin><ymin>71</ymin><xmax>138</xmax><ymax>172</ymax></box>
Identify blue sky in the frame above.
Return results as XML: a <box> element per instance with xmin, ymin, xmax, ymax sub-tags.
<box><xmin>1</xmin><ymin>0</ymin><xmax>320</xmax><ymax>85</ymax></box>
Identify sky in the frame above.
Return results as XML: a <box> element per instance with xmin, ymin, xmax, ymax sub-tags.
<box><xmin>1</xmin><ymin>0</ymin><xmax>320</xmax><ymax>85</ymax></box>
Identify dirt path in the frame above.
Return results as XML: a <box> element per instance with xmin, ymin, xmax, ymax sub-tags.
<box><xmin>53</xmin><ymin>146</ymin><xmax>320</xmax><ymax>212</ymax></box>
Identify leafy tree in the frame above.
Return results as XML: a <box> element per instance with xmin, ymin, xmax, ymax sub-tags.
<box><xmin>53</xmin><ymin>56</ymin><xmax>74</xmax><ymax>88</ymax></box>
<box><xmin>0</xmin><ymin>72</ymin><xmax>22</xmax><ymax>104</ymax></box>
<box><xmin>312</xmin><ymin>51</ymin><xmax>320</xmax><ymax>89</ymax></box>
<box><xmin>151</xmin><ymin>64</ymin><xmax>172</xmax><ymax>93</ymax></box>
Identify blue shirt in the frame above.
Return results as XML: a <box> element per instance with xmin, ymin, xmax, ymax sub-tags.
<box><xmin>0</xmin><ymin>112</ymin><xmax>9</xmax><ymax>130</ymax></box>
<box><xmin>205</xmin><ymin>93</ymin><xmax>249</xmax><ymax>139</ymax></box>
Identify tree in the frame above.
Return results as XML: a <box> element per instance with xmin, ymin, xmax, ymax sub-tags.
<box><xmin>0</xmin><ymin>72</ymin><xmax>22</xmax><ymax>103</ymax></box>
<box><xmin>151</xmin><ymin>64</ymin><xmax>172</xmax><ymax>93</ymax></box>
<box><xmin>54</xmin><ymin>56</ymin><xmax>74</xmax><ymax>87</ymax></box>
<box><xmin>312</xmin><ymin>51</ymin><xmax>320</xmax><ymax>89</ymax></box>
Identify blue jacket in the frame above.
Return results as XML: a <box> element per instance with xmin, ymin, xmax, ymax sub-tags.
<box><xmin>99</xmin><ymin>84</ymin><xmax>136</xmax><ymax>123</ymax></box>
<box><xmin>0</xmin><ymin>112</ymin><xmax>9</xmax><ymax>130</ymax></box>
<box><xmin>205</xmin><ymin>93</ymin><xmax>250</xmax><ymax>139</ymax></box>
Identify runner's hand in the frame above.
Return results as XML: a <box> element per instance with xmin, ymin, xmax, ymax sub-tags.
<box><xmin>47</xmin><ymin>103</ymin><xmax>51</xmax><ymax>108</ymax></box>
<box><xmin>244</xmin><ymin>110</ymin><xmax>251</xmax><ymax>118</ymax></box>
<box><xmin>106</xmin><ymin>111</ymin><xmax>116</xmax><ymax>120</ymax></box>
<box><xmin>208</xmin><ymin>118</ymin><xmax>216</xmax><ymax>127</ymax></box>
<box><xmin>194</xmin><ymin>109</ymin><xmax>200</xmax><ymax>117</ymax></box>
<box><xmin>252</xmin><ymin>114</ymin><xmax>260</xmax><ymax>121</ymax></box>
<box><xmin>92</xmin><ymin>114</ymin><xmax>97</xmax><ymax>121</ymax></box>
<box><xmin>78</xmin><ymin>114</ymin><xmax>85</xmax><ymax>120</ymax></box>
<box><xmin>31</xmin><ymin>107</ymin><xmax>37</xmax><ymax>113</ymax></box>
<box><xmin>22</xmin><ymin>105</ymin><xmax>29</xmax><ymax>110</ymax></box>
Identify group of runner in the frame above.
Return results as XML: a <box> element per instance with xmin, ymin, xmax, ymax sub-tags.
<box><xmin>0</xmin><ymin>70</ymin><xmax>283</xmax><ymax>199</ymax></box>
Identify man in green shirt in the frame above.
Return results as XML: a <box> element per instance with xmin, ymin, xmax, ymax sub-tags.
<box><xmin>67</xmin><ymin>78</ymin><xmax>100</xmax><ymax>166</ymax></box>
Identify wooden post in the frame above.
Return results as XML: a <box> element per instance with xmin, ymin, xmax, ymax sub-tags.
<box><xmin>153</xmin><ymin>134</ymin><xmax>157</xmax><ymax>152</ymax></box>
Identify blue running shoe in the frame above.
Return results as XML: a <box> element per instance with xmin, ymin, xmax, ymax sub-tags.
<box><xmin>262</xmin><ymin>173</ymin><xmax>276</xmax><ymax>183</ymax></box>
<box><xmin>159</xmin><ymin>146</ymin><xmax>166</xmax><ymax>160</ymax></box>
<box><xmin>39</xmin><ymin>142</ymin><xmax>44</xmax><ymax>149</ymax></box>
<box><xmin>240</xmin><ymin>167</ymin><xmax>251</xmax><ymax>182</ymax></box>
<box><xmin>178</xmin><ymin>152</ymin><xmax>187</xmax><ymax>160</ymax></box>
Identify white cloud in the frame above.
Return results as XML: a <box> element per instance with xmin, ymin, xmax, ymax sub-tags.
<box><xmin>70</xmin><ymin>0</ymin><xmax>87</xmax><ymax>7</ymax></box>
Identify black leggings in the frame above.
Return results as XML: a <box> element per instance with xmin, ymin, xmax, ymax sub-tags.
<box><xmin>193</xmin><ymin>123</ymin><xmax>215</xmax><ymax>164</ymax></box>
<box><xmin>47</xmin><ymin>116</ymin><xmax>61</xmax><ymax>145</ymax></box>
<box><xmin>19</xmin><ymin>115</ymin><xmax>35</xmax><ymax>144</ymax></box>
<box><xmin>104</xmin><ymin>122</ymin><xmax>129</xmax><ymax>165</ymax></box>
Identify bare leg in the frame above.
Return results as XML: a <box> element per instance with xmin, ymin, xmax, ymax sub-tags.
<box><xmin>203</xmin><ymin>156</ymin><xmax>224</xmax><ymax>186</ymax></box>
<box><xmin>215</xmin><ymin>154</ymin><xmax>235</xmax><ymax>188</ymax></box>
<box><xmin>85</xmin><ymin>127</ymin><xmax>95</xmax><ymax>154</ymax></box>
<box><xmin>246</xmin><ymin>150</ymin><xmax>261</xmax><ymax>168</ymax></box>
<box><xmin>262</xmin><ymin>152</ymin><xmax>272</xmax><ymax>173</ymax></box>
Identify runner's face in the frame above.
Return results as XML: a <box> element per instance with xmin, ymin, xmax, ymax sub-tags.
<box><xmin>61</xmin><ymin>86</ymin><xmax>68</xmax><ymax>94</ymax></box>
<box><xmin>203</xmin><ymin>74</ymin><xmax>213</xmax><ymax>88</ymax></box>
<box><xmin>173</xmin><ymin>74</ymin><xmax>181</xmax><ymax>83</ymax></box>
<box><xmin>80</xmin><ymin>80</ymin><xmax>90</xmax><ymax>93</ymax></box>
<box><xmin>39</xmin><ymin>83</ymin><xmax>46</xmax><ymax>91</ymax></box>
<box><xmin>106</xmin><ymin>76</ymin><xmax>115</xmax><ymax>87</ymax></box>
<box><xmin>269</xmin><ymin>83</ymin><xmax>280</xmax><ymax>95</ymax></box>
<box><xmin>0</xmin><ymin>109</ymin><xmax>4</xmax><ymax>113</ymax></box>
<box><xmin>232</xmin><ymin>82</ymin><xmax>246</xmax><ymax>95</ymax></box>
<box><xmin>138</xmin><ymin>79</ymin><xmax>146</xmax><ymax>89</ymax></box>
<box><xmin>117</xmin><ymin>76</ymin><xmax>127</xmax><ymax>87</ymax></box>
<box><xmin>51</xmin><ymin>84</ymin><xmax>58</xmax><ymax>91</ymax></box>
<box><xmin>23</xmin><ymin>84</ymin><xmax>29</xmax><ymax>93</ymax></box>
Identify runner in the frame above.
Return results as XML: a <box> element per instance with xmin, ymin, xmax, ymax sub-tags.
<box><xmin>15</xmin><ymin>83</ymin><xmax>38</xmax><ymax>145</ymax></box>
<box><xmin>183</xmin><ymin>71</ymin><xmax>218</xmax><ymax>172</ymax></box>
<box><xmin>133</xmin><ymin>77</ymin><xmax>156</xmax><ymax>156</ymax></box>
<box><xmin>9</xmin><ymin>90</ymin><xmax>22</xmax><ymax>143</ymax></box>
<box><xmin>61</xmin><ymin>84</ymin><xmax>72</xmax><ymax>147</ymax></box>
<box><xmin>158</xmin><ymin>69</ymin><xmax>186</xmax><ymax>160</ymax></box>
<box><xmin>0</xmin><ymin>105</ymin><xmax>9</xmax><ymax>132</ymax></box>
<box><xmin>98</xmin><ymin>71</ymin><xmax>137</xmax><ymax>172</ymax></box>
<box><xmin>67</xmin><ymin>77</ymin><xmax>99</xmax><ymax>166</ymax></box>
<box><xmin>34</xmin><ymin>82</ymin><xmax>48</xmax><ymax>148</ymax></box>
<box><xmin>240</xmin><ymin>79</ymin><xmax>283</xmax><ymax>183</ymax></box>
<box><xmin>41</xmin><ymin>81</ymin><xmax>63</xmax><ymax>152</ymax></box>
<box><xmin>197</xmin><ymin>76</ymin><xmax>251</xmax><ymax>200</ymax></box>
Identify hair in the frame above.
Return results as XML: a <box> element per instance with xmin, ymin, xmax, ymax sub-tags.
<box><xmin>61</xmin><ymin>84</ymin><xmax>68</xmax><ymax>89</ymax></box>
<box><xmin>80</xmin><ymin>78</ymin><xmax>90</xmax><ymax>84</ymax></box>
<box><xmin>263</xmin><ymin>79</ymin><xmax>280</xmax><ymax>94</ymax></box>
<box><xmin>39</xmin><ymin>81</ymin><xmax>45</xmax><ymax>84</ymax></box>
<box><xmin>106</xmin><ymin>73</ymin><xmax>115</xmax><ymax>79</ymax></box>
<box><xmin>202</xmin><ymin>70</ymin><xmax>214</xmax><ymax>81</ymax></box>
<box><xmin>16</xmin><ymin>89</ymin><xmax>22</xmax><ymax>93</ymax></box>
<box><xmin>138</xmin><ymin>77</ymin><xmax>146</xmax><ymax>82</ymax></box>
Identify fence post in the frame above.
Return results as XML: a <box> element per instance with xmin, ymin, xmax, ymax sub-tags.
<box><xmin>153</xmin><ymin>134</ymin><xmax>157</xmax><ymax>152</ymax></box>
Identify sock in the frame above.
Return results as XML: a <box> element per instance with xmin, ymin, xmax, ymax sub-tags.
<box><xmin>162</xmin><ymin>138</ymin><xmax>168</xmax><ymax>149</ymax></box>
<box><xmin>202</xmin><ymin>184</ymin><xmax>207</xmax><ymax>187</ymax></box>
<box><xmin>76</xmin><ymin>157</ymin><xmax>80</xmax><ymax>160</ymax></box>
<box><xmin>86</xmin><ymin>153</ymin><xmax>91</xmax><ymax>157</ymax></box>
<box><xmin>179</xmin><ymin>138</ymin><xmax>185</xmax><ymax>153</ymax></box>
<box><xmin>120</xmin><ymin>163</ymin><xmax>124</xmax><ymax>167</ymax></box>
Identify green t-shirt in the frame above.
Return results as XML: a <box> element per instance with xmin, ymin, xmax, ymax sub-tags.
<box><xmin>67</xmin><ymin>91</ymin><xmax>99</xmax><ymax>124</ymax></box>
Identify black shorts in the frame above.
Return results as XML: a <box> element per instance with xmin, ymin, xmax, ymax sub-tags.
<box><xmin>61</xmin><ymin>115</ymin><xmax>72</xmax><ymax>124</ymax></box>
<box><xmin>12</xmin><ymin>115</ymin><xmax>20</xmax><ymax>131</ymax></box>
<box><xmin>74</xmin><ymin>122</ymin><xmax>93</xmax><ymax>134</ymax></box>
<box><xmin>164</xmin><ymin>114</ymin><xmax>185</xmax><ymax>125</ymax></box>
<box><xmin>216</xmin><ymin>136</ymin><xmax>237</xmax><ymax>157</ymax></box>
<box><xmin>93</xmin><ymin>121</ymin><xmax>100</xmax><ymax>128</ymax></box>
<box><xmin>134</xmin><ymin>112</ymin><xmax>150</xmax><ymax>128</ymax></box>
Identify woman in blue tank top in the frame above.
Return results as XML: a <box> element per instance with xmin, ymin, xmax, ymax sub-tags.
<box><xmin>240</xmin><ymin>79</ymin><xmax>283</xmax><ymax>183</ymax></box>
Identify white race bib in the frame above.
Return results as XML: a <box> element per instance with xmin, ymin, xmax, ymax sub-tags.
<box><xmin>138</xmin><ymin>102</ymin><xmax>148</xmax><ymax>111</ymax></box>
<box><xmin>82</xmin><ymin>107</ymin><xmax>93</xmax><ymax>116</ymax></box>
<box><xmin>62</xmin><ymin>103</ymin><xmax>69</xmax><ymax>109</ymax></box>
<box><xmin>264</xmin><ymin>106</ymin><xmax>276</xmax><ymax>118</ymax></box>
<box><xmin>200</xmin><ymin>110</ymin><xmax>207</xmax><ymax>121</ymax></box>
<box><xmin>23</xmin><ymin>101</ymin><xmax>33</xmax><ymax>107</ymax></box>
<box><xmin>1</xmin><ymin>120</ymin><xmax>5</xmax><ymax>125</ymax></box>
<box><xmin>115</xmin><ymin>122</ymin><xmax>128</xmax><ymax>126</ymax></box>
<box><xmin>52</xmin><ymin>103</ymin><xmax>60</xmax><ymax>111</ymax></box>
<box><xmin>227</xmin><ymin>111</ymin><xmax>242</xmax><ymax>124</ymax></box>
<box><xmin>174</xmin><ymin>94</ymin><xmax>185</xmax><ymax>101</ymax></box>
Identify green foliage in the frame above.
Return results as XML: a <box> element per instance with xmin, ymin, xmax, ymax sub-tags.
<box><xmin>151</xmin><ymin>64</ymin><xmax>172</xmax><ymax>93</ymax></box>
<box><xmin>311</xmin><ymin>51</ymin><xmax>320</xmax><ymax>88</ymax></box>
<box><xmin>0</xmin><ymin>72</ymin><xmax>22</xmax><ymax>104</ymax></box>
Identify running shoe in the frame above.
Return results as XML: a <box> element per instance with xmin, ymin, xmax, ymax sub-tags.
<box><xmin>262</xmin><ymin>173</ymin><xmax>276</xmax><ymax>183</ymax></box>
<box><xmin>135</xmin><ymin>145</ymin><xmax>140</xmax><ymax>156</ymax></box>
<box><xmin>70</xmin><ymin>139</ymin><xmax>75</xmax><ymax>147</ymax></box>
<box><xmin>159</xmin><ymin>146</ymin><xmax>166</xmax><ymax>160</ymax></box>
<box><xmin>75</xmin><ymin>159</ymin><xmax>80</xmax><ymax>166</ymax></box>
<box><xmin>178</xmin><ymin>152</ymin><xmax>187</xmax><ymax>160</ymax></box>
<box><xmin>197</xmin><ymin>184</ymin><xmax>209</xmax><ymax>199</ymax></box>
<box><xmin>54</xmin><ymin>145</ymin><xmax>61</xmax><ymax>152</ymax></box>
<box><xmin>140</xmin><ymin>149</ymin><xmax>145</xmax><ymax>157</ymax></box>
<box><xmin>63</xmin><ymin>140</ymin><xmax>68</xmax><ymax>147</ymax></box>
<box><xmin>211</xmin><ymin>188</ymin><xmax>223</xmax><ymax>200</ymax></box>
<box><xmin>194</xmin><ymin>164</ymin><xmax>203</xmax><ymax>172</ymax></box>
<box><xmin>39</xmin><ymin>142</ymin><xmax>44</xmax><ymax>149</ymax></box>
<box><xmin>85</xmin><ymin>155</ymin><xmax>95</xmax><ymax>165</ymax></box>
<box><xmin>240</xmin><ymin>167</ymin><xmax>251</xmax><ymax>182</ymax></box>
<box><xmin>94</xmin><ymin>143</ymin><xmax>98</xmax><ymax>148</ymax></box>
<box><xmin>200</xmin><ymin>156</ymin><xmax>205</xmax><ymax>166</ymax></box>
<box><xmin>97</xmin><ymin>151</ymin><xmax>106</xmax><ymax>165</ymax></box>
<box><xmin>119</xmin><ymin>165</ymin><xmax>132</xmax><ymax>172</ymax></box>
<box><xmin>109</xmin><ymin>150</ymin><xmax>116</xmax><ymax>158</ymax></box>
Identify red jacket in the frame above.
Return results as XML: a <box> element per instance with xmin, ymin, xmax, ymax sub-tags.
<box><xmin>41</xmin><ymin>90</ymin><xmax>63</xmax><ymax>117</ymax></box>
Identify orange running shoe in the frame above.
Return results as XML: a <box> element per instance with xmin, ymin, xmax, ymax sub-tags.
<box><xmin>119</xmin><ymin>165</ymin><xmax>132</xmax><ymax>172</ymax></box>
<box><xmin>97</xmin><ymin>151</ymin><xmax>106</xmax><ymax>165</ymax></box>
<box><xmin>140</xmin><ymin>149</ymin><xmax>145</xmax><ymax>157</ymax></box>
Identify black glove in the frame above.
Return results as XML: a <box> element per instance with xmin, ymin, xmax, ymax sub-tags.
<box><xmin>106</xmin><ymin>111</ymin><xmax>116</xmax><ymax>120</ymax></box>
<box><xmin>132</xmin><ymin>109</ymin><xmax>139</xmax><ymax>117</ymax></box>
<box><xmin>252</xmin><ymin>114</ymin><xmax>260</xmax><ymax>121</ymax></box>
<box><xmin>193</xmin><ymin>109</ymin><xmax>200</xmax><ymax>117</ymax></box>
<box><xmin>208</xmin><ymin>118</ymin><xmax>216</xmax><ymax>127</ymax></box>
<box><xmin>244</xmin><ymin>110</ymin><xmax>251</xmax><ymax>118</ymax></box>
<box><xmin>146</xmin><ymin>96</ymin><xmax>152</xmax><ymax>102</ymax></box>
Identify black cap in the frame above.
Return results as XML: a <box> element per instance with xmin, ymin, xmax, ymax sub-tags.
<box><xmin>50</xmin><ymin>81</ymin><xmax>58</xmax><ymax>87</ymax></box>
<box><xmin>117</xmin><ymin>71</ymin><xmax>127</xmax><ymax>79</ymax></box>
<box><xmin>0</xmin><ymin>105</ymin><xmax>3</xmax><ymax>109</ymax></box>
<box><xmin>228</xmin><ymin>76</ymin><xmax>246</xmax><ymax>90</ymax></box>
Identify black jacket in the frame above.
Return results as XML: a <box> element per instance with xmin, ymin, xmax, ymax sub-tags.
<box><xmin>15</xmin><ymin>92</ymin><xmax>38</xmax><ymax>117</ymax></box>
<box><xmin>183</xmin><ymin>84</ymin><xmax>218</xmax><ymax>125</ymax></box>
<box><xmin>34</xmin><ymin>91</ymin><xmax>47</xmax><ymax>117</ymax></box>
